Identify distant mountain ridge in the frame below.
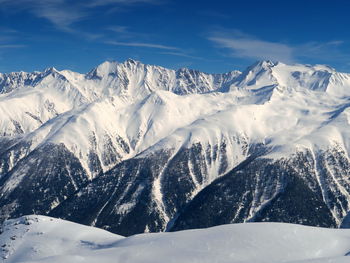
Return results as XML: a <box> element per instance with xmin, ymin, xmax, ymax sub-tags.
<box><xmin>1</xmin><ymin>59</ymin><xmax>350</xmax><ymax>235</ymax></box>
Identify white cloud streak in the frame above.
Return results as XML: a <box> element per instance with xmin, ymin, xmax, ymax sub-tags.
<box><xmin>86</xmin><ymin>0</ymin><xmax>160</xmax><ymax>7</ymax></box>
<box><xmin>0</xmin><ymin>0</ymin><xmax>160</xmax><ymax>30</ymax></box>
<box><xmin>106</xmin><ymin>40</ymin><xmax>179</xmax><ymax>50</ymax></box>
<box><xmin>108</xmin><ymin>26</ymin><xmax>129</xmax><ymax>34</ymax></box>
<box><xmin>0</xmin><ymin>44</ymin><xmax>26</xmax><ymax>49</ymax></box>
<box><xmin>159</xmin><ymin>51</ymin><xmax>204</xmax><ymax>60</ymax></box>
<box><xmin>208</xmin><ymin>30</ymin><xmax>346</xmax><ymax>64</ymax></box>
<box><xmin>0</xmin><ymin>1</ymin><xmax>177</xmax><ymax>53</ymax></box>
<box><xmin>208</xmin><ymin>32</ymin><xmax>294</xmax><ymax>62</ymax></box>
<box><xmin>0</xmin><ymin>27</ymin><xmax>25</xmax><ymax>50</ymax></box>
<box><xmin>0</xmin><ymin>0</ymin><xmax>84</xmax><ymax>29</ymax></box>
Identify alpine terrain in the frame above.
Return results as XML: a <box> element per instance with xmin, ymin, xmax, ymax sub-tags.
<box><xmin>1</xmin><ymin>59</ymin><xmax>350</xmax><ymax>236</ymax></box>
<box><xmin>1</xmin><ymin>215</ymin><xmax>350</xmax><ymax>263</ymax></box>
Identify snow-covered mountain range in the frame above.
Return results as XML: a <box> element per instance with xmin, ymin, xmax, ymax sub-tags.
<box><xmin>1</xmin><ymin>215</ymin><xmax>350</xmax><ymax>263</ymax></box>
<box><xmin>1</xmin><ymin>59</ymin><xmax>350</xmax><ymax>235</ymax></box>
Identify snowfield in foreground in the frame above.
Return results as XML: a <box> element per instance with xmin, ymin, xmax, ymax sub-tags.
<box><xmin>0</xmin><ymin>215</ymin><xmax>349</xmax><ymax>263</ymax></box>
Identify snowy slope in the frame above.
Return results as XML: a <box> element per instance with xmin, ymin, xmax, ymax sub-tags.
<box><xmin>0</xmin><ymin>59</ymin><xmax>240</xmax><ymax>175</ymax></box>
<box><xmin>1</xmin><ymin>215</ymin><xmax>350</xmax><ymax>263</ymax></box>
<box><xmin>2</xmin><ymin>59</ymin><xmax>350</xmax><ymax>173</ymax></box>
<box><xmin>2</xmin><ymin>60</ymin><xmax>350</xmax><ymax>235</ymax></box>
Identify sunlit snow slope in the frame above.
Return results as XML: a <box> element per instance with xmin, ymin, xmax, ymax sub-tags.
<box><xmin>2</xmin><ymin>60</ymin><xmax>350</xmax><ymax>235</ymax></box>
<box><xmin>1</xmin><ymin>215</ymin><xmax>350</xmax><ymax>263</ymax></box>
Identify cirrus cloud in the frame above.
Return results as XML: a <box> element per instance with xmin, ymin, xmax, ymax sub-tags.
<box><xmin>105</xmin><ymin>40</ymin><xmax>179</xmax><ymax>50</ymax></box>
<box><xmin>208</xmin><ymin>30</ymin><xmax>294</xmax><ymax>62</ymax></box>
<box><xmin>0</xmin><ymin>0</ymin><xmax>161</xmax><ymax>30</ymax></box>
<box><xmin>208</xmin><ymin>29</ymin><xmax>347</xmax><ymax>64</ymax></box>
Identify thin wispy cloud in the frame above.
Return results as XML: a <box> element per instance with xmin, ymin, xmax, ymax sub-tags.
<box><xmin>0</xmin><ymin>0</ymin><xmax>160</xmax><ymax>30</ymax></box>
<box><xmin>297</xmin><ymin>41</ymin><xmax>346</xmax><ymax>61</ymax></box>
<box><xmin>208</xmin><ymin>31</ymin><xmax>294</xmax><ymax>62</ymax></box>
<box><xmin>0</xmin><ymin>27</ymin><xmax>25</xmax><ymax>50</ymax></box>
<box><xmin>0</xmin><ymin>0</ymin><xmax>85</xmax><ymax>30</ymax></box>
<box><xmin>86</xmin><ymin>0</ymin><xmax>161</xmax><ymax>7</ymax></box>
<box><xmin>106</xmin><ymin>27</ymin><xmax>198</xmax><ymax>57</ymax></box>
<box><xmin>0</xmin><ymin>0</ymin><xmax>168</xmax><ymax>52</ymax></box>
<box><xmin>106</xmin><ymin>26</ymin><xmax>152</xmax><ymax>40</ymax></box>
<box><xmin>208</xmin><ymin>29</ymin><xmax>347</xmax><ymax>64</ymax></box>
<box><xmin>160</xmin><ymin>51</ymin><xmax>204</xmax><ymax>60</ymax></box>
<box><xmin>108</xmin><ymin>26</ymin><xmax>129</xmax><ymax>34</ymax></box>
<box><xmin>0</xmin><ymin>44</ymin><xmax>26</xmax><ymax>49</ymax></box>
<box><xmin>106</xmin><ymin>40</ymin><xmax>179</xmax><ymax>50</ymax></box>
<box><xmin>0</xmin><ymin>27</ymin><xmax>18</xmax><ymax>34</ymax></box>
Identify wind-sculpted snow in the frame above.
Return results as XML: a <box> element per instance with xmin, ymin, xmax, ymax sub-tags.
<box><xmin>1</xmin><ymin>60</ymin><xmax>350</xmax><ymax>235</ymax></box>
<box><xmin>1</xmin><ymin>215</ymin><xmax>350</xmax><ymax>263</ymax></box>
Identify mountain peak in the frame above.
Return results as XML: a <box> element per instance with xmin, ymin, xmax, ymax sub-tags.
<box><xmin>125</xmin><ymin>58</ymin><xmax>141</xmax><ymax>65</ymax></box>
<box><xmin>251</xmin><ymin>60</ymin><xmax>278</xmax><ymax>70</ymax></box>
<box><xmin>311</xmin><ymin>64</ymin><xmax>336</xmax><ymax>72</ymax></box>
<box><xmin>177</xmin><ymin>67</ymin><xmax>200</xmax><ymax>74</ymax></box>
<box><xmin>43</xmin><ymin>66</ymin><xmax>58</xmax><ymax>74</ymax></box>
<box><xmin>86</xmin><ymin>60</ymin><xmax>119</xmax><ymax>79</ymax></box>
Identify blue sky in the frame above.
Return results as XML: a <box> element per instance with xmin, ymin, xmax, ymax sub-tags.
<box><xmin>0</xmin><ymin>0</ymin><xmax>350</xmax><ymax>73</ymax></box>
